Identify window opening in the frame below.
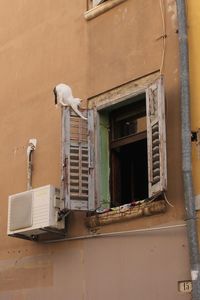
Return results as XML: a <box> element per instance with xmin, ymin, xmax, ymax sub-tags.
<box><xmin>109</xmin><ymin>97</ymin><xmax>148</xmax><ymax>207</ymax></box>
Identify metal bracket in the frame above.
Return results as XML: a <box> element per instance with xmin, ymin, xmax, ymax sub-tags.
<box><xmin>27</xmin><ymin>139</ymin><xmax>37</xmax><ymax>153</ymax></box>
<box><xmin>58</xmin><ymin>208</ymin><xmax>70</xmax><ymax>221</ymax></box>
<box><xmin>191</xmin><ymin>131</ymin><xmax>198</xmax><ymax>142</ymax></box>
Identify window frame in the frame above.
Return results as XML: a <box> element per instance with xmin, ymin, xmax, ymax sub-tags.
<box><xmin>97</xmin><ymin>94</ymin><xmax>148</xmax><ymax>208</ymax></box>
<box><xmin>63</xmin><ymin>73</ymin><xmax>167</xmax><ymax>212</ymax></box>
<box><xmin>91</xmin><ymin>75</ymin><xmax>167</xmax><ymax>210</ymax></box>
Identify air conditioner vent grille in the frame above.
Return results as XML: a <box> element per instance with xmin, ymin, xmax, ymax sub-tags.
<box><xmin>9</xmin><ymin>191</ymin><xmax>33</xmax><ymax>231</ymax></box>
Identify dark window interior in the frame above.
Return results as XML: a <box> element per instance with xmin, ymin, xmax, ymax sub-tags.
<box><xmin>110</xmin><ymin>98</ymin><xmax>148</xmax><ymax>207</ymax></box>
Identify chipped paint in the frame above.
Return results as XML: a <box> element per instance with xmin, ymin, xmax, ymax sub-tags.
<box><xmin>191</xmin><ymin>270</ymin><xmax>199</xmax><ymax>281</ymax></box>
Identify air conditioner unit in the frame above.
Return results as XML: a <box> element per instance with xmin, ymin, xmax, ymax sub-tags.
<box><xmin>7</xmin><ymin>185</ymin><xmax>65</xmax><ymax>241</ymax></box>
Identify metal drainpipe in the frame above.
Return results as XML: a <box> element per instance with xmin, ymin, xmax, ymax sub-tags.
<box><xmin>176</xmin><ymin>1</ymin><xmax>200</xmax><ymax>298</ymax></box>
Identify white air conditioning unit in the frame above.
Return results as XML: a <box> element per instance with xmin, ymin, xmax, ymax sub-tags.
<box><xmin>7</xmin><ymin>185</ymin><xmax>65</xmax><ymax>240</ymax></box>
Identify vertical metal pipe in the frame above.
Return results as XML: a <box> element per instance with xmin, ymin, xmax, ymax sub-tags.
<box><xmin>176</xmin><ymin>1</ymin><xmax>200</xmax><ymax>298</ymax></box>
<box><xmin>27</xmin><ymin>156</ymin><xmax>32</xmax><ymax>190</ymax></box>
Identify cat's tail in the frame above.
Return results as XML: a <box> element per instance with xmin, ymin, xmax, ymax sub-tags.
<box><xmin>71</xmin><ymin>104</ymin><xmax>87</xmax><ymax>120</ymax></box>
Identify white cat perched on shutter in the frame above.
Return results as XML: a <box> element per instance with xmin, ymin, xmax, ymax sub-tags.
<box><xmin>53</xmin><ymin>83</ymin><xmax>87</xmax><ymax>120</ymax></box>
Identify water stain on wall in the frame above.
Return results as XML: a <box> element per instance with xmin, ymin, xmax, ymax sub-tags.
<box><xmin>0</xmin><ymin>254</ymin><xmax>53</xmax><ymax>291</ymax></box>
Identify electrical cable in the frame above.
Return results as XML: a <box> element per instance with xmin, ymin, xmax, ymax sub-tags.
<box><xmin>159</xmin><ymin>0</ymin><xmax>166</xmax><ymax>76</ymax></box>
<box><xmin>163</xmin><ymin>191</ymin><xmax>174</xmax><ymax>208</ymax></box>
<box><xmin>44</xmin><ymin>223</ymin><xmax>186</xmax><ymax>244</ymax></box>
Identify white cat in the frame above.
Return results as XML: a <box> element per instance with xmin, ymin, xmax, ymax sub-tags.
<box><xmin>53</xmin><ymin>83</ymin><xmax>87</xmax><ymax>120</ymax></box>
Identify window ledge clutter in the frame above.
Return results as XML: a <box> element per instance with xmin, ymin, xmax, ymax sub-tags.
<box><xmin>85</xmin><ymin>0</ymin><xmax>127</xmax><ymax>21</ymax></box>
<box><xmin>86</xmin><ymin>200</ymin><xmax>167</xmax><ymax>228</ymax></box>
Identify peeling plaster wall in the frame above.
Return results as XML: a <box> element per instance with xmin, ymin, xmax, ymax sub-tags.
<box><xmin>0</xmin><ymin>0</ymin><xmax>191</xmax><ymax>299</ymax></box>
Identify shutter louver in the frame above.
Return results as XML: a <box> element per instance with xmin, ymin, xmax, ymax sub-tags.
<box><xmin>146</xmin><ymin>77</ymin><xmax>167</xmax><ymax>197</ymax></box>
<box><xmin>61</xmin><ymin>107</ymin><xmax>95</xmax><ymax>211</ymax></box>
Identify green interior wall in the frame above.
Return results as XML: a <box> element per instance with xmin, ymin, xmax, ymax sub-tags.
<box><xmin>99</xmin><ymin>112</ymin><xmax>110</xmax><ymax>208</ymax></box>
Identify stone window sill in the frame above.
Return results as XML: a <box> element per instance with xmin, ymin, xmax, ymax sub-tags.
<box><xmin>86</xmin><ymin>200</ymin><xmax>167</xmax><ymax>228</ymax></box>
<box><xmin>84</xmin><ymin>0</ymin><xmax>127</xmax><ymax>21</ymax></box>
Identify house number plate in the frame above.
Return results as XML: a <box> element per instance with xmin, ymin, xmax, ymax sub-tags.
<box><xmin>178</xmin><ymin>281</ymin><xmax>192</xmax><ymax>293</ymax></box>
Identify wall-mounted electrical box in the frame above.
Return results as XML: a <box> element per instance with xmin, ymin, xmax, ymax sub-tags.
<box><xmin>7</xmin><ymin>185</ymin><xmax>66</xmax><ymax>241</ymax></box>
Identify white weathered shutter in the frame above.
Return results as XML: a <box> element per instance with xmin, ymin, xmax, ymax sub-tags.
<box><xmin>93</xmin><ymin>0</ymin><xmax>106</xmax><ymax>7</ymax></box>
<box><xmin>146</xmin><ymin>77</ymin><xmax>167</xmax><ymax>197</ymax></box>
<box><xmin>61</xmin><ymin>107</ymin><xmax>95</xmax><ymax>211</ymax></box>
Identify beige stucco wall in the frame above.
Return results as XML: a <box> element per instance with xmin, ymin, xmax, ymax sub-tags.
<box><xmin>0</xmin><ymin>226</ymin><xmax>190</xmax><ymax>300</ymax></box>
<box><xmin>0</xmin><ymin>0</ymin><xmax>191</xmax><ymax>299</ymax></box>
<box><xmin>188</xmin><ymin>0</ymin><xmax>200</xmax><ymax>196</ymax></box>
<box><xmin>187</xmin><ymin>0</ymin><xmax>200</xmax><ymax>256</ymax></box>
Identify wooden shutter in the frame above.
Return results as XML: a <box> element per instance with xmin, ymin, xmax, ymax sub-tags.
<box><xmin>146</xmin><ymin>77</ymin><xmax>167</xmax><ymax>197</ymax></box>
<box><xmin>61</xmin><ymin>107</ymin><xmax>95</xmax><ymax>211</ymax></box>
